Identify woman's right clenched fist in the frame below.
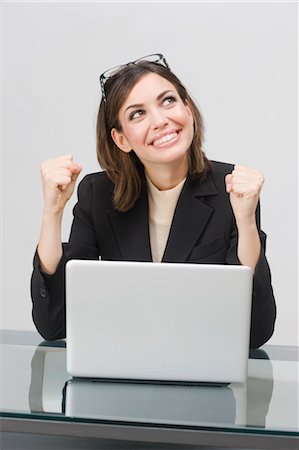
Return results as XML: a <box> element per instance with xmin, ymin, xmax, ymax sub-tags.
<box><xmin>40</xmin><ymin>155</ymin><xmax>82</xmax><ymax>215</ymax></box>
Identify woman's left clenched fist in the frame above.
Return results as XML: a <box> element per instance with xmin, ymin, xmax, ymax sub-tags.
<box><xmin>225</xmin><ymin>165</ymin><xmax>264</xmax><ymax>224</ymax></box>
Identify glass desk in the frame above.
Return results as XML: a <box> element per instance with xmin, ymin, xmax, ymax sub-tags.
<box><xmin>0</xmin><ymin>330</ymin><xmax>298</xmax><ymax>449</ymax></box>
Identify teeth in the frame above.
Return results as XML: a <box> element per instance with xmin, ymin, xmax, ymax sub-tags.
<box><xmin>153</xmin><ymin>132</ymin><xmax>177</xmax><ymax>146</ymax></box>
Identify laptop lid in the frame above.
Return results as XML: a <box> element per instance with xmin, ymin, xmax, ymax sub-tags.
<box><xmin>66</xmin><ymin>260</ymin><xmax>253</xmax><ymax>383</ymax></box>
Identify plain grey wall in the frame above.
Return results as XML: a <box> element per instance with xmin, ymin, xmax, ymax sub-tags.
<box><xmin>2</xmin><ymin>2</ymin><xmax>298</xmax><ymax>345</ymax></box>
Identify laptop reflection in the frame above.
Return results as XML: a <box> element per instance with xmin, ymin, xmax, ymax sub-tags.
<box><xmin>62</xmin><ymin>378</ymin><xmax>236</xmax><ymax>426</ymax></box>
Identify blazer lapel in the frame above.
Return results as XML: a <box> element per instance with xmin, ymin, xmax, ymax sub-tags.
<box><xmin>107</xmin><ymin>182</ymin><xmax>152</xmax><ymax>262</ymax></box>
<box><xmin>162</xmin><ymin>174</ymin><xmax>218</xmax><ymax>262</ymax></box>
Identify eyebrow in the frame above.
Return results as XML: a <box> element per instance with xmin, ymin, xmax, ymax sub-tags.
<box><xmin>124</xmin><ymin>90</ymin><xmax>175</xmax><ymax>114</ymax></box>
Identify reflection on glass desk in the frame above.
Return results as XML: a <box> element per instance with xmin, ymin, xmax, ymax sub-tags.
<box><xmin>0</xmin><ymin>330</ymin><xmax>298</xmax><ymax>449</ymax></box>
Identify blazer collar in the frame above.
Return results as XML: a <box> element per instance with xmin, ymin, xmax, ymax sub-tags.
<box><xmin>108</xmin><ymin>171</ymin><xmax>218</xmax><ymax>263</ymax></box>
<box><xmin>108</xmin><ymin>181</ymin><xmax>152</xmax><ymax>262</ymax></box>
<box><xmin>162</xmin><ymin>172</ymin><xmax>218</xmax><ymax>262</ymax></box>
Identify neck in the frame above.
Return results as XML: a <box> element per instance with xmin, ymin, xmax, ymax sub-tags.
<box><xmin>144</xmin><ymin>158</ymin><xmax>188</xmax><ymax>191</ymax></box>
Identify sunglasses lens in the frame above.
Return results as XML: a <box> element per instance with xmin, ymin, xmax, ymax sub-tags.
<box><xmin>135</xmin><ymin>54</ymin><xmax>162</xmax><ymax>64</ymax></box>
<box><xmin>101</xmin><ymin>65</ymin><xmax>125</xmax><ymax>81</ymax></box>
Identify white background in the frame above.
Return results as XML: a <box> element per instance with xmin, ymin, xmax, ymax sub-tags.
<box><xmin>1</xmin><ymin>1</ymin><xmax>298</xmax><ymax>345</ymax></box>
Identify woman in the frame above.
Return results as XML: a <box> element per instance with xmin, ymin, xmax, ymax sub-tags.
<box><xmin>31</xmin><ymin>53</ymin><xmax>276</xmax><ymax>347</ymax></box>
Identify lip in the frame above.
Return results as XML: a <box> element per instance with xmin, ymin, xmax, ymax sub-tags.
<box><xmin>149</xmin><ymin>129</ymin><xmax>182</xmax><ymax>147</ymax></box>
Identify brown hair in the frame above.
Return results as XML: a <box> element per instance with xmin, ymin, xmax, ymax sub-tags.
<box><xmin>96</xmin><ymin>61</ymin><xmax>211</xmax><ymax>212</ymax></box>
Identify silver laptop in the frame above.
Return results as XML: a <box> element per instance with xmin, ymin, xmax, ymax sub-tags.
<box><xmin>65</xmin><ymin>260</ymin><xmax>253</xmax><ymax>383</ymax></box>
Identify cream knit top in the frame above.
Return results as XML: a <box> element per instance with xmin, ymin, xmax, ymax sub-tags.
<box><xmin>146</xmin><ymin>175</ymin><xmax>186</xmax><ymax>263</ymax></box>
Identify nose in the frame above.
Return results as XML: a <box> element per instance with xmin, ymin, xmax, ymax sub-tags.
<box><xmin>150</xmin><ymin>108</ymin><xmax>168</xmax><ymax>130</ymax></box>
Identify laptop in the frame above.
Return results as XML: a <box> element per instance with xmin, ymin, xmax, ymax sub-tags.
<box><xmin>65</xmin><ymin>260</ymin><xmax>253</xmax><ymax>383</ymax></box>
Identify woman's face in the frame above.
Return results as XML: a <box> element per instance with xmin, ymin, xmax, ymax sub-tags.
<box><xmin>111</xmin><ymin>73</ymin><xmax>194</xmax><ymax>174</ymax></box>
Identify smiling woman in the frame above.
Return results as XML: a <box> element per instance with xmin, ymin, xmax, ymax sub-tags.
<box><xmin>31</xmin><ymin>53</ymin><xmax>276</xmax><ymax>348</ymax></box>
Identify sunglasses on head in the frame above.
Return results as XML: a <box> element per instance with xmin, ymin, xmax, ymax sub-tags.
<box><xmin>99</xmin><ymin>53</ymin><xmax>171</xmax><ymax>103</ymax></box>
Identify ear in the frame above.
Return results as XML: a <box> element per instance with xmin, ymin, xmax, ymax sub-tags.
<box><xmin>184</xmin><ymin>98</ymin><xmax>193</xmax><ymax>117</ymax></box>
<box><xmin>111</xmin><ymin>128</ymin><xmax>132</xmax><ymax>153</ymax></box>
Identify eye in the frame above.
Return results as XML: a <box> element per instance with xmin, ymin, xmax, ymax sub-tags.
<box><xmin>162</xmin><ymin>96</ymin><xmax>176</xmax><ymax>106</ymax></box>
<box><xmin>129</xmin><ymin>109</ymin><xmax>144</xmax><ymax>120</ymax></box>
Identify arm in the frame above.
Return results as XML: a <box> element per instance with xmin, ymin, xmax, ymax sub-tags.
<box><xmin>225</xmin><ymin>165</ymin><xmax>264</xmax><ymax>272</ymax></box>
<box><xmin>37</xmin><ymin>155</ymin><xmax>82</xmax><ymax>274</ymax></box>
<box><xmin>225</xmin><ymin>166</ymin><xmax>276</xmax><ymax>348</ymax></box>
<box><xmin>31</xmin><ymin>157</ymin><xmax>99</xmax><ymax>340</ymax></box>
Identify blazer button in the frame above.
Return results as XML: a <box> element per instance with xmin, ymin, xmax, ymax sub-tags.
<box><xmin>40</xmin><ymin>288</ymin><xmax>47</xmax><ymax>298</ymax></box>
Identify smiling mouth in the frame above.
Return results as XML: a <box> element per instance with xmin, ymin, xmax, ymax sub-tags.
<box><xmin>151</xmin><ymin>131</ymin><xmax>180</xmax><ymax>146</ymax></box>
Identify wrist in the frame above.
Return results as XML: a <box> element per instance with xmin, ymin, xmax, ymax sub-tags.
<box><xmin>42</xmin><ymin>208</ymin><xmax>64</xmax><ymax>221</ymax></box>
<box><xmin>235</xmin><ymin>215</ymin><xmax>257</xmax><ymax>229</ymax></box>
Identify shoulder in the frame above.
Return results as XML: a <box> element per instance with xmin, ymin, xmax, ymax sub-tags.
<box><xmin>194</xmin><ymin>160</ymin><xmax>234</xmax><ymax>195</ymax></box>
<box><xmin>75</xmin><ymin>171</ymin><xmax>114</xmax><ymax>207</ymax></box>
<box><xmin>78</xmin><ymin>170</ymin><xmax>114</xmax><ymax>191</ymax></box>
<box><xmin>206</xmin><ymin>160</ymin><xmax>234</xmax><ymax>186</ymax></box>
<box><xmin>209</xmin><ymin>160</ymin><xmax>234</xmax><ymax>175</ymax></box>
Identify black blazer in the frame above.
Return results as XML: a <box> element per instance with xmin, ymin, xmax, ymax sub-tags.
<box><xmin>31</xmin><ymin>161</ymin><xmax>276</xmax><ymax>347</ymax></box>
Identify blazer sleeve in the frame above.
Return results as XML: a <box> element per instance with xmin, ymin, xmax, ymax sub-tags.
<box><xmin>225</xmin><ymin>202</ymin><xmax>276</xmax><ymax>349</ymax></box>
<box><xmin>31</xmin><ymin>176</ymin><xmax>100</xmax><ymax>341</ymax></box>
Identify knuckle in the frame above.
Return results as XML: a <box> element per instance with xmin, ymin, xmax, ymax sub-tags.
<box><xmin>44</xmin><ymin>173</ymin><xmax>52</xmax><ymax>183</ymax></box>
<box><xmin>40</xmin><ymin>161</ymin><xmax>48</xmax><ymax>172</ymax></box>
